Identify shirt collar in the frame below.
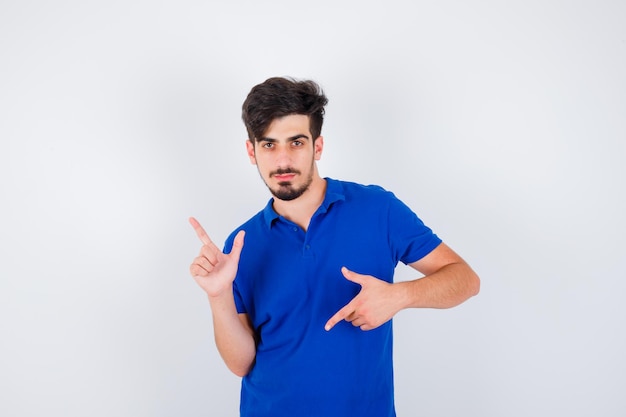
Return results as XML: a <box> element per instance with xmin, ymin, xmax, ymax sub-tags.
<box><xmin>261</xmin><ymin>178</ymin><xmax>346</xmax><ymax>229</ymax></box>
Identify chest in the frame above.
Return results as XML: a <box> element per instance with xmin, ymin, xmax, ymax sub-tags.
<box><xmin>237</xmin><ymin>213</ymin><xmax>398</xmax><ymax>333</ymax></box>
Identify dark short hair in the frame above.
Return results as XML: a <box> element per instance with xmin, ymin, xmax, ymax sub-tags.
<box><xmin>241</xmin><ymin>77</ymin><xmax>328</xmax><ymax>141</ymax></box>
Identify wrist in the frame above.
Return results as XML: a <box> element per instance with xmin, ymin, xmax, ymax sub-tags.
<box><xmin>396</xmin><ymin>280</ymin><xmax>419</xmax><ymax>310</ymax></box>
<box><xmin>207</xmin><ymin>286</ymin><xmax>235</xmax><ymax>308</ymax></box>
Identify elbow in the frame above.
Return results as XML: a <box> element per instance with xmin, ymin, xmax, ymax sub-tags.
<box><xmin>469</xmin><ymin>271</ymin><xmax>480</xmax><ymax>297</ymax></box>
<box><xmin>455</xmin><ymin>266</ymin><xmax>480</xmax><ymax>304</ymax></box>
<box><xmin>227</xmin><ymin>358</ymin><xmax>255</xmax><ymax>377</ymax></box>
<box><xmin>453</xmin><ymin>263</ymin><xmax>480</xmax><ymax>301</ymax></box>
<box><xmin>230</xmin><ymin>367</ymin><xmax>250</xmax><ymax>378</ymax></box>
<box><xmin>216</xmin><ymin>338</ymin><xmax>256</xmax><ymax>377</ymax></box>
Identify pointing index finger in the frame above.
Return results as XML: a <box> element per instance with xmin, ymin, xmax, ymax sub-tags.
<box><xmin>324</xmin><ymin>302</ymin><xmax>354</xmax><ymax>331</ymax></box>
<box><xmin>189</xmin><ymin>217</ymin><xmax>214</xmax><ymax>246</ymax></box>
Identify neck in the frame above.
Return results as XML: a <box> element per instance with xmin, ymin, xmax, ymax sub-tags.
<box><xmin>272</xmin><ymin>175</ymin><xmax>326</xmax><ymax>232</ymax></box>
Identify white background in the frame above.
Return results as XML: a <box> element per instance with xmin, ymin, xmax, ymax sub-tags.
<box><xmin>1</xmin><ymin>1</ymin><xmax>625</xmax><ymax>416</ymax></box>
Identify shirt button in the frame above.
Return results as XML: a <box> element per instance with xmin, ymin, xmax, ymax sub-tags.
<box><xmin>305</xmin><ymin>245</ymin><xmax>310</xmax><ymax>250</ymax></box>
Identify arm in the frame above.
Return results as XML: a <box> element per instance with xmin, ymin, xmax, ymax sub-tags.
<box><xmin>189</xmin><ymin>217</ymin><xmax>256</xmax><ymax>376</ymax></box>
<box><xmin>207</xmin><ymin>294</ymin><xmax>256</xmax><ymax>377</ymax></box>
<box><xmin>402</xmin><ymin>242</ymin><xmax>480</xmax><ymax>308</ymax></box>
<box><xmin>325</xmin><ymin>242</ymin><xmax>480</xmax><ymax>331</ymax></box>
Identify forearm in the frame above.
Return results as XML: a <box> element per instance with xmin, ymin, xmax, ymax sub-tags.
<box><xmin>208</xmin><ymin>290</ymin><xmax>256</xmax><ymax>377</ymax></box>
<box><xmin>400</xmin><ymin>262</ymin><xmax>480</xmax><ymax>309</ymax></box>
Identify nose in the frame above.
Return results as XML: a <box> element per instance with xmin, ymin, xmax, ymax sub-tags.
<box><xmin>274</xmin><ymin>144</ymin><xmax>292</xmax><ymax>167</ymax></box>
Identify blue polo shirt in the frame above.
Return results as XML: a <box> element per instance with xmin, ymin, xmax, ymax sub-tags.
<box><xmin>223</xmin><ymin>178</ymin><xmax>441</xmax><ymax>417</ymax></box>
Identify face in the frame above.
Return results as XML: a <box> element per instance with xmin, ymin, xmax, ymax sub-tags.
<box><xmin>246</xmin><ymin>114</ymin><xmax>323</xmax><ymax>201</ymax></box>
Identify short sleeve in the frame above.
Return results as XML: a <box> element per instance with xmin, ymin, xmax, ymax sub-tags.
<box><xmin>386</xmin><ymin>193</ymin><xmax>442</xmax><ymax>265</ymax></box>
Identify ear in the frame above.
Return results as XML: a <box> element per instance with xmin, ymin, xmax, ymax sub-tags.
<box><xmin>314</xmin><ymin>136</ymin><xmax>324</xmax><ymax>161</ymax></box>
<box><xmin>246</xmin><ymin>140</ymin><xmax>257</xmax><ymax>165</ymax></box>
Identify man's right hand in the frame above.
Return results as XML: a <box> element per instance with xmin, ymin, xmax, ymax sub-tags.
<box><xmin>189</xmin><ymin>217</ymin><xmax>245</xmax><ymax>298</ymax></box>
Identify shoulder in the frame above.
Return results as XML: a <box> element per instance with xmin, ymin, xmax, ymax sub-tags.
<box><xmin>328</xmin><ymin>178</ymin><xmax>425</xmax><ymax>223</ymax></box>
<box><xmin>327</xmin><ymin>178</ymin><xmax>396</xmax><ymax>203</ymax></box>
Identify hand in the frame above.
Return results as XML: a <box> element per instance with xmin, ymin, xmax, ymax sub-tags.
<box><xmin>325</xmin><ymin>267</ymin><xmax>405</xmax><ymax>331</ymax></box>
<box><xmin>189</xmin><ymin>217</ymin><xmax>245</xmax><ymax>298</ymax></box>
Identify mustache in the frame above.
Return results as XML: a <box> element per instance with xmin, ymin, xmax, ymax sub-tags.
<box><xmin>270</xmin><ymin>168</ymin><xmax>301</xmax><ymax>177</ymax></box>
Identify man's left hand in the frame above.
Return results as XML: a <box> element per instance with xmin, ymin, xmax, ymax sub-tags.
<box><xmin>325</xmin><ymin>267</ymin><xmax>406</xmax><ymax>331</ymax></box>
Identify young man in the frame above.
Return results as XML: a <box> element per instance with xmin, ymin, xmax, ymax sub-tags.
<box><xmin>189</xmin><ymin>77</ymin><xmax>480</xmax><ymax>417</ymax></box>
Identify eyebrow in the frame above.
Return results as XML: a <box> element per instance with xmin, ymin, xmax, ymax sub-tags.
<box><xmin>257</xmin><ymin>134</ymin><xmax>310</xmax><ymax>143</ymax></box>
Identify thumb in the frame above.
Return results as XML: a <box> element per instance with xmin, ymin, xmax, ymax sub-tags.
<box><xmin>341</xmin><ymin>266</ymin><xmax>364</xmax><ymax>285</ymax></box>
<box><xmin>228</xmin><ymin>230</ymin><xmax>246</xmax><ymax>262</ymax></box>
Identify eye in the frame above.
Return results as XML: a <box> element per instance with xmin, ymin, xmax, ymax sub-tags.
<box><xmin>292</xmin><ymin>140</ymin><xmax>303</xmax><ymax>147</ymax></box>
<box><xmin>262</xmin><ymin>142</ymin><xmax>274</xmax><ymax>149</ymax></box>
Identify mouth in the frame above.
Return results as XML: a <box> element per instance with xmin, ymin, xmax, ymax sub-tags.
<box><xmin>273</xmin><ymin>173</ymin><xmax>296</xmax><ymax>182</ymax></box>
<box><xmin>271</xmin><ymin>169</ymin><xmax>299</xmax><ymax>182</ymax></box>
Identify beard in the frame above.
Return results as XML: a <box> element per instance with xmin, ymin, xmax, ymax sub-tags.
<box><xmin>271</xmin><ymin>179</ymin><xmax>312</xmax><ymax>201</ymax></box>
<box><xmin>264</xmin><ymin>165</ymin><xmax>314</xmax><ymax>201</ymax></box>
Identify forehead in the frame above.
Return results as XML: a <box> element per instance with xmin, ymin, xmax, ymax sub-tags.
<box><xmin>262</xmin><ymin>114</ymin><xmax>311</xmax><ymax>140</ymax></box>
